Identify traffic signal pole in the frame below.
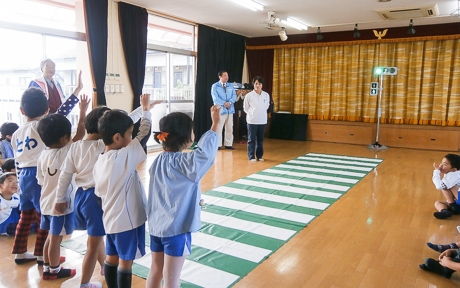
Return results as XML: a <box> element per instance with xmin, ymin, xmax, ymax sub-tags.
<box><xmin>367</xmin><ymin>66</ymin><xmax>397</xmax><ymax>150</ymax></box>
<box><xmin>368</xmin><ymin>74</ymin><xmax>388</xmax><ymax>150</ymax></box>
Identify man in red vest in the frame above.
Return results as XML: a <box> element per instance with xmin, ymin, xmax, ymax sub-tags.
<box><xmin>29</xmin><ymin>59</ymin><xmax>82</xmax><ymax>113</ymax></box>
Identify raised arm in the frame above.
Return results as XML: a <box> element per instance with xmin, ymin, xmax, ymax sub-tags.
<box><xmin>134</xmin><ymin>94</ymin><xmax>153</xmax><ymax>142</ymax></box>
<box><xmin>72</xmin><ymin>94</ymin><xmax>90</xmax><ymax>142</ymax></box>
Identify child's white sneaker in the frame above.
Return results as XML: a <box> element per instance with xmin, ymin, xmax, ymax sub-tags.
<box><xmin>15</xmin><ymin>252</ymin><xmax>37</xmax><ymax>264</ymax></box>
<box><xmin>457</xmin><ymin>226</ymin><xmax>460</xmax><ymax>233</ymax></box>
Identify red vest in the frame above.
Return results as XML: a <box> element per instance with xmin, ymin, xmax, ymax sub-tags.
<box><xmin>47</xmin><ymin>82</ymin><xmax>62</xmax><ymax>113</ymax></box>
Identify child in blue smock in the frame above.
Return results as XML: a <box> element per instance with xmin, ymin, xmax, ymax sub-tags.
<box><xmin>146</xmin><ymin>105</ymin><xmax>220</xmax><ymax>288</ymax></box>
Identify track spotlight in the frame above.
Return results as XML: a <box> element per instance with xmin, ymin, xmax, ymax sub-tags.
<box><xmin>316</xmin><ymin>27</ymin><xmax>323</xmax><ymax>41</ymax></box>
<box><xmin>408</xmin><ymin>19</ymin><xmax>416</xmax><ymax>35</ymax></box>
<box><xmin>353</xmin><ymin>23</ymin><xmax>361</xmax><ymax>38</ymax></box>
<box><xmin>279</xmin><ymin>27</ymin><xmax>288</xmax><ymax>41</ymax></box>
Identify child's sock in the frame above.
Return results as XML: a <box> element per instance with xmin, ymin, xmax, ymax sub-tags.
<box><xmin>433</xmin><ymin>209</ymin><xmax>452</xmax><ymax>219</ymax></box>
<box><xmin>104</xmin><ymin>261</ymin><xmax>118</xmax><ymax>288</ymax></box>
<box><xmin>419</xmin><ymin>258</ymin><xmax>456</xmax><ymax>279</ymax></box>
<box><xmin>427</xmin><ymin>242</ymin><xmax>459</xmax><ymax>252</ymax></box>
<box><xmin>42</xmin><ymin>263</ymin><xmax>50</xmax><ymax>280</ymax></box>
<box><xmin>449</xmin><ymin>203</ymin><xmax>460</xmax><ymax>214</ymax></box>
<box><xmin>46</xmin><ymin>265</ymin><xmax>76</xmax><ymax>280</ymax></box>
<box><xmin>117</xmin><ymin>268</ymin><xmax>132</xmax><ymax>288</ymax></box>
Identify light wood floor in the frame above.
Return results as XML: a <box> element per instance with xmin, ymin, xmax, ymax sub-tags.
<box><xmin>1</xmin><ymin>139</ymin><xmax>460</xmax><ymax>288</ymax></box>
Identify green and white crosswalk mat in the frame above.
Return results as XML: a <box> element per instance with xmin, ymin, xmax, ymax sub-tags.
<box><xmin>131</xmin><ymin>153</ymin><xmax>383</xmax><ymax>287</ymax></box>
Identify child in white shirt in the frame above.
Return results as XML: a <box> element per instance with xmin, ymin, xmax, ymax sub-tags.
<box><xmin>432</xmin><ymin>153</ymin><xmax>460</xmax><ymax>219</ymax></box>
<box><xmin>56</xmin><ymin>103</ymin><xmax>155</xmax><ymax>288</ymax></box>
<box><xmin>11</xmin><ymin>85</ymin><xmax>80</xmax><ymax>264</ymax></box>
<box><xmin>36</xmin><ymin>95</ymin><xmax>89</xmax><ymax>280</ymax></box>
<box><xmin>93</xmin><ymin>95</ymin><xmax>161</xmax><ymax>288</ymax></box>
<box><xmin>0</xmin><ymin>172</ymin><xmax>20</xmax><ymax>236</ymax></box>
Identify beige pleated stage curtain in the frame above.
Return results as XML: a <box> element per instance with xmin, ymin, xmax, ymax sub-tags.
<box><xmin>272</xmin><ymin>38</ymin><xmax>460</xmax><ymax>126</ymax></box>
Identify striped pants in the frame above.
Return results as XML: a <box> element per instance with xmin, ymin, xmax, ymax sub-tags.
<box><xmin>11</xmin><ymin>209</ymin><xmax>48</xmax><ymax>256</ymax></box>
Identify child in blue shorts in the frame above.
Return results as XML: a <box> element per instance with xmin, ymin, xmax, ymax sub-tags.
<box><xmin>56</xmin><ymin>102</ymin><xmax>152</xmax><ymax>288</ymax></box>
<box><xmin>146</xmin><ymin>105</ymin><xmax>220</xmax><ymax>288</ymax></box>
<box><xmin>36</xmin><ymin>95</ymin><xmax>89</xmax><ymax>280</ymax></box>
<box><xmin>432</xmin><ymin>154</ymin><xmax>460</xmax><ymax>219</ymax></box>
<box><xmin>94</xmin><ymin>95</ymin><xmax>161</xmax><ymax>288</ymax></box>
<box><xmin>56</xmin><ymin>105</ymin><xmax>110</xmax><ymax>288</ymax></box>
<box><xmin>11</xmin><ymin>85</ymin><xmax>81</xmax><ymax>264</ymax></box>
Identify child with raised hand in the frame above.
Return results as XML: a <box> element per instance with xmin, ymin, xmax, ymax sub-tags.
<box><xmin>11</xmin><ymin>86</ymin><xmax>80</xmax><ymax>265</ymax></box>
<box><xmin>93</xmin><ymin>94</ymin><xmax>161</xmax><ymax>288</ymax></box>
<box><xmin>56</xmin><ymin>100</ymin><xmax>159</xmax><ymax>288</ymax></box>
<box><xmin>0</xmin><ymin>172</ymin><xmax>20</xmax><ymax>236</ymax></box>
<box><xmin>432</xmin><ymin>153</ymin><xmax>460</xmax><ymax>219</ymax></box>
<box><xmin>36</xmin><ymin>95</ymin><xmax>89</xmax><ymax>280</ymax></box>
<box><xmin>55</xmin><ymin>105</ymin><xmax>110</xmax><ymax>288</ymax></box>
<box><xmin>146</xmin><ymin>105</ymin><xmax>220</xmax><ymax>288</ymax></box>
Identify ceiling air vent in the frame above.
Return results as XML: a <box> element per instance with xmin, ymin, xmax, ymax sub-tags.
<box><xmin>375</xmin><ymin>4</ymin><xmax>439</xmax><ymax>20</ymax></box>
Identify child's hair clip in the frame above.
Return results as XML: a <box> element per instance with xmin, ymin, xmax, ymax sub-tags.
<box><xmin>156</xmin><ymin>131</ymin><xmax>169</xmax><ymax>142</ymax></box>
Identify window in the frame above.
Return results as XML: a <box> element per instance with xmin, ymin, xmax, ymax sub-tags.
<box><xmin>0</xmin><ymin>1</ymin><xmax>88</xmax><ymax>128</ymax></box>
<box><xmin>144</xmin><ymin>15</ymin><xmax>197</xmax><ymax>148</ymax></box>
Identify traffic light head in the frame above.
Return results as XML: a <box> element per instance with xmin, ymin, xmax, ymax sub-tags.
<box><xmin>373</xmin><ymin>66</ymin><xmax>398</xmax><ymax>76</ymax></box>
<box><xmin>374</xmin><ymin>67</ymin><xmax>383</xmax><ymax>75</ymax></box>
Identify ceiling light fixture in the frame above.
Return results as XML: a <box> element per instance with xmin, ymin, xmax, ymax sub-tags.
<box><xmin>278</xmin><ymin>27</ymin><xmax>288</xmax><ymax>41</ymax></box>
<box><xmin>316</xmin><ymin>27</ymin><xmax>323</xmax><ymax>41</ymax></box>
<box><xmin>353</xmin><ymin>23</ymin><xmax>361</xmax><ymax>38</ymax></box>
<box><xmin>230</xmin><ymin>0</ymin><xmax>264</xmax><ymax>12</ymax></box>
<box><xmin>407</xmin><ymin>19</ymin><xmax>416</xmax><ymax>35</ymax></box>
<box><xmin>280</xmin><ymin>17</ymin><xmax>308</xmax><ymax>30</ymax></box>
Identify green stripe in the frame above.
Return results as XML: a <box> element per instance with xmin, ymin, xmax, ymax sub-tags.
<box><xmin>201</xmin><ymin>205</ymin><xmax>306</xmax><ymax>231</ymax></box>
<box><xmin>226</xmin><ymin>182</ymin><xmax>337</xmax><ymax>204</ymax></box>
<box><xmin>307</xmin><ymin>153</ymin><xmax>384</xmax><ymax>163</ymax></box>
<box><xmin>133</xmin><ymin>263</ymin><xmax>203</xmax><ymax>288</ymax></box>
<box><xmin>284</xmin><ymin>162</ymin><xmax>375</xmax><ymax>174</ymax></box>
<box><xmin>256</xmin><ymin>171</ymin><xmax>359</xmax><ymax>186</ymax></box>
<box><xmin>200</xmin><ymin>221</ymin><xmax>286</xmax><ymax>251</ymax></box>
<box><xmin>299</xmin><ymin>160</ymin><xmax>379</xmax><ymax>170</ymax></box>
<box><xmin>205</xmin><ymin>190</ymin><xmax>325</xmax><ymax>216</ymax></box>
<box><xmin>132</xmin><ymin>263</ymin><xmax>150</xmax><ymax>279</ymax></box>
<box><xmin>267</xmin><ymin>166</ymin><xmax>364</xmax><ymax>181</ymax></box>
<box><xmin>180</xmin><ymin>281</ymin><xmax>203</xmax><ymax>288</ymax></box>
<box><xmin>188</xmin><ymin>246</ymin><xmax>259</xmax><ymax>276</ymax></box>
<box><xmin>239</xmin><ymin>177</ymin><xmax>351</xmax><ymax>193</ymax></box>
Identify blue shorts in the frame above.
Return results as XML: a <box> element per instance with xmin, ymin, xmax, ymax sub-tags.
<box><xmin>18</xmin><ymin>167</ymin><xmax>41</xmax><ymax>211</ymax></box>
<box><xmin>74</xmin><ymin>187</ymin><xmax>105</xmax><ymax>236</ymax></box>
<box><xmin>150</xmin><ymin>232</ymin><xmax>192</xmax><ymax>257</ymax></box>
<box><xmin>41</xmin><ymin>213</ymin><xmax>75</xmax><ymax>236</ymax></box>
<box><xmin>106</xmin><ymin>224</ymin><xmax>146</xmax><ymax>261</ymax></box>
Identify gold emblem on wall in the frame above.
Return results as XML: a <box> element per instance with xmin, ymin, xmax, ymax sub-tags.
<box><xmin>373</xmin><ymin>29</ymin><xmax>388</xmax><ymax>39</ymax></box>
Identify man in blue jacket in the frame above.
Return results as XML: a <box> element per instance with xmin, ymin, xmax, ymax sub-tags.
<box><xmin>211</xmin><ymin>71</ymin><xmax>237</xmax><ymax>150</ymax></box>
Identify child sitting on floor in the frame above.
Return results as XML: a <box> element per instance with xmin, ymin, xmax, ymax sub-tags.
<box><xmin>432</xmin><ymin>153</ymin><xmax>460</xmax><ymax>219</ymax></box>
<box><xmin>420</xmin><ymin>248</ymin><xmax>460</xmax><ymax>279</ymax></box>
<box><xmin>0</xmin><ymin>172</ymin><xmax>20</xmax><ymax>236</ymax></box>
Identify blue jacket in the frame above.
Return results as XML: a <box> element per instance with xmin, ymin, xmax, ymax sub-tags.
<box><xmin>211</xmin><ymin>81</ymin><xmax>237</xmax><ymax>115</ymax></box>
